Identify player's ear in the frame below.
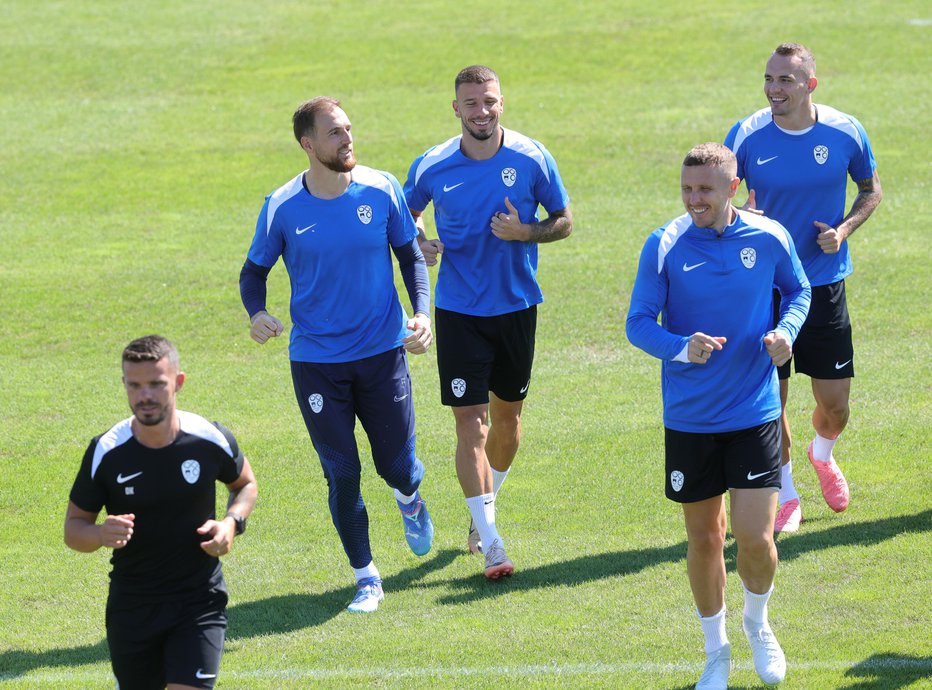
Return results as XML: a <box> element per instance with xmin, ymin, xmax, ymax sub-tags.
<box><xmin>452</xmin><ymin>99</ymin><xmax>461</xmax><ymax>118</ymax></box>
<box><xmin>807</xmin><ymin>76</ymin><xmax>818</xmax><ymax>93</ymax></box>
<box><xmin>175</xmin><ymin>372</ymin><xmax>185</xmax><ymax>391</ymax></box>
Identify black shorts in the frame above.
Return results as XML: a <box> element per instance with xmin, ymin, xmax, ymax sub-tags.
<box><xmin>106</xmin><ymin>588</ymin><xmax>228</xmax><ymax>690</ymax></box>
<box><xmin>774</xmin><ymin>280</ymin><xmax>853</xmax><ymax>380</ymax></box>
<box><xmin>664</xmin><ymin>419</ymin><xmax>781</xmax><ymax>502</ymax></box>
<box><xmin>435</xmin><ymin>306</ymin><xmax>536</xmax><ymax>407</ymax></box>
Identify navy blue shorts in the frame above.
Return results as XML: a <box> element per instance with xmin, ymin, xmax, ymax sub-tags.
<box><xmin>664</xmin><ymin>419</ymin><xmax>782</xmax><ymax>503</ymax></box>
<box><xmin>106</xmin><ymin>588</ymin><xmax>227</xmax><ymax>689</ymax></box>
<box><xmin>291</xmin><ymin>348</ymin><xmax>423</xmax><ymax>495</ymax></box>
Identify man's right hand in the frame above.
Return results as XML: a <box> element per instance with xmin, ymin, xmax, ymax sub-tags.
<box><xmin>418</xmin><ymin>238</ymin><xmax>444</xmax><ymax>267</ymax></box>
<box><xmin>250</xmin><ymin>311</ymin><xmax>284</xmax><ymax>344</ymax></box>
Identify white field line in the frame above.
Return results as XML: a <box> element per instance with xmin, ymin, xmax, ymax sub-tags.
<box><xmin>3</xmin><ymin>657</ymin><xmax>931</xmax><ymax>683</ymax></box>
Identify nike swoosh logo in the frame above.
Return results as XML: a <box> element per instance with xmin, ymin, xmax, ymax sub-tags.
<box><xmin>296</xmin><ymin>224</ymin><xmax>317</xmax><ymax>235</ymax></box>
<box><xmin>195</xmin><ymin>670</ymin><xmax>217</xmax><ymax>680</ymax></box>
<box><xmin>835</xmin><ymin>359</ymin><xmax>852</xmax><ymax>369</ymax></box>
<box><xmin>116</xmin><ymin>472</ymin><xmax>143</xmax><ymax>484</ymax></box>
<box><xmin>443</xmin><ymin>182</ymin><xmax>464</xmax><ymax>192</ymax></box>
<box><xmin>393</xmin><ymin>394</ymin><xmax>409</xmax><ymax>402</ymax></box>
<box><xmin>683</xmin><ymin>262</ymin><xmax>707</xmax><ymax>272</ymax></box>
<box><xmin>747</xmin><ymin>470</ymin><xmax>773</xmax><ymax>481</ymax></box>
<box><xmin>483</xmin><ymin>499</ymin><xmax>494</xmax><ymax>506</ymax></box>
<box><xmin>756</xmin><ymin>155</ymin><xmax>779</xmax><ymax>165</ymax></box>
<box><xmin>519</xmin><ymin>380</ymin><xmax>530</xmax><ymax>394</ymax></box>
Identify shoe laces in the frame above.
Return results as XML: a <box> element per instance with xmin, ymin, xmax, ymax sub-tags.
<box><xmin>485</xmin><ymin>540</ymin><xmax>507</xmax><ymax>567</ymax></box>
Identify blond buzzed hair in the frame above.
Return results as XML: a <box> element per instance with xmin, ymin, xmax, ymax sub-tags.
<box><xmin>773</xmin><ymin>42</ymin><xmax>816</xmax><ymax>77</ymax></box>
<box><xmin>682</xmin><ymin>142</ymin><xmax>738</xmax><ymax>177</ymax></box>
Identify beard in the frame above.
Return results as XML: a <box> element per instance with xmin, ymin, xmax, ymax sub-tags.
<box><xmin>463</xmin><ymin>121</ymin><xmax>497</xmax><ymax>142</ymax></box>
<box><xmin>132</xmin><ymin>402</ymin><xmax>168</xmax><ymax>426</ymax></box>
<box><xmin>317</xmin><ymin>148</ymin><xmax>357</xmax><ymax>173</ymax></box>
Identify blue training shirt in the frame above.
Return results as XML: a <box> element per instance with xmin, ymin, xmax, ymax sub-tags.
<box><xmin>626</xmin><ymin>210</ymin><xmax>811</xmax><ymax>433</ymax></box>
<box><xmin>246</xmin><ymin>166</ymin><xmax>418</xmax><ymax>363</ymax></box>
<box><xmin>404</xmin><ymin>127</ymin><xmax>570</xmax><ymax>316</ymax></box>
<box><xmin>725</xmin><ymin>104</ymin><xmax>877</xmax><ymax>287</ymax></box>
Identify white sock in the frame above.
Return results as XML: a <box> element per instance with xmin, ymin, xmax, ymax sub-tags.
<box><xmin>491</xmin><ymin>467</ymin><xmax>510</xmax><ymax>496</ymax></box>
<box><xmin>353</xmin><ymin>562</ymin><xmax>380</xmax><ymax>583</ymax></box>
<box><xmin>394</xmin><ymin>488</ymin><xmax>417</xmax><ymax>505</ymax></box>
<box><xmin>778</xmin><ymin>462</ymin><xmax>799</xmax><ymax>503</ymax></box>
<box><xmin>743</xmin><ymin>583</ymin><xmax>773</xmax><ymax>628</ymax></box>
<box><xmin>811</xmin><ymin>433</ymin><xmax>838</xmax><ymax>463</ymax></box>
<box><xmin>466</xmin><ymin>493</ymin><xmax>501</xmax><ymax>549</ymax></box>
<box><xmin>698</xmin><ymin>606</ymin><xmax>729</xmax><ymax>654</ymax></box>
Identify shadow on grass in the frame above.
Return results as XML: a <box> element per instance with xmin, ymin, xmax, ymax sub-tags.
<box><xmin>0</xmin><ymin>547</ymin><xmax>459</xmax><ymax>679</ymax></box>
<box><xmin>440</xmin><ymin>508</ymin><xmax>932</xmax><ymax>604</ymax></box>
<box><xmin>842</xmin><ymin>652</ymin><xmax>932</xmax><ymax>689</ymax></box>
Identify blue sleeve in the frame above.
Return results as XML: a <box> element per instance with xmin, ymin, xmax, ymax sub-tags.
<box><xmin>534</xmin><ymin>141</ymin><xmax>571</xmax><ymax>213</ymax></box>
<box><xmin>771</xmin><ymin>228</ymin><xmax>811</xmax><ymax>342</ymax></box>
<box><xmin>385</xmin><ymin>172</ymin><xmax>419</xmax><ymax>247</ymax></box>
<box><xmin>246</xmin><ymin>197</ymin><xmax>284</xmax><ymax>268</ymax></box>
<box><xmin>724</xmin><ymin>121</ymin><xmax>746</xmax><ymax>181</ymax></box>
<box><xmin>403</xmin><ymin>154</ymin><xmax>430</xmax><ymax>213</ymax></box>
<box><xmin>625</xmin><ymin>231</ymin><xmax>689</xmax><ymax>360</ymax></box>
<box><xmin>848</xmin><ymin>116</ymin><xmax>877</xmax><ymax>182</ymax></box>
<box><xmin>391</xmin><ymin>239</ymin><xmax>430</xmax><ymax>316</ymax></box>
<box><xmin>239</xmin><ymin>259</ymin><xmax>271</xmax><ymax>318</ymax></box>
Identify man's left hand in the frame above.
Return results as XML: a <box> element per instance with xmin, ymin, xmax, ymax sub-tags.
<box><xmin>490</xmin><ymin>197</ymin><xmax>529</xmax><ymax>241</ymax></box>
<box><xmin>197</xmin><ymin>519</ymin><xmax>235</xmax><ymax>557</ymax></box>
<box><xmin>815</xmin><ymin>221</ymin><xmax>846</xmax><ymax>254</ymax></box>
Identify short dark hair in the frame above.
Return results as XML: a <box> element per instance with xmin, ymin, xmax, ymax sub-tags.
<box><xmin>455</xmin><ymin>65</ymin><xmax>500</xmax><ymax>92</ymax></box>
<box><xmin>773</xmin><ymin>42</ymin><xmax>816</xmax><ymax>77</ymax></box>
<box><xmin>292</xmin><ymin>96</ymin><xmax>341</xmax><ymax>143</ymax></box>
<box><xmin>122</xmin><ymin>335</ymin><xmax>180</xmax><ymax>370</ymax></box>
<box><xmin>683</xmin><ymin>143</ymin><xmax>737</xmax><ymax>176</ymax></box>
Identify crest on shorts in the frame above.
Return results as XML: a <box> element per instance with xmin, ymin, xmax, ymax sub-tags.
<box><xmin>356</xmin><ymin>205</ymin><xmax>373</xmax><ymax>224</ymax></box>
<box><xmin>740</xmin><ymin>247</ymin><xmax>757</xmax><ymax>269</ymax></box>
<box><xmin>501</xmin><ymin>168</ymin><xmax>517</xmax><ymax>187</ymax></box>
<box><xmin>308</xmin><ymin>393</ymin><xmax>324</xmax><ymax>414</ymax></box>
<box><xmin>813</xmin><ymin>145</ymin><xmax>829</xmax><ymax>165</ymax></box>
<box><xmin>181</xmin><ymin>459</ymin><xmax>200</xmax><ymax>484</ymax></box>
<box><xmin>670</xmin><ymin>470</ymin><xmax>684</xmax><ymax>492</ymax></box>
<box><xmin>451</xmin><ymin>378</ymin><xmax>467</xmax><ymax>398</ymax></box>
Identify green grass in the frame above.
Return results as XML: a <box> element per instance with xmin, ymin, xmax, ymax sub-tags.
<box><xmin>1</xmin><ymin>0</ymin><xmax>930</xmax><ymax>687</ymax></box>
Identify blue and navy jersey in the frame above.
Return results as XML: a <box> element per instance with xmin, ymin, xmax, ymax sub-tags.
<box><xmin>725</xmin><ymin>104</ymin><xmax>876</xmax><ymax>287</ymax></box>
<box><xmin>247</xmin><ymin>166</ymin><xmax>418</xmax><ymax>363</ymax></box>
<box><xmin>626</xmin><ymin>210</ymin><xmax>811</xmax><ymax>433</ymax></box>
<box><xmin>404</xmin><ymin>127</ymin><xmax>570</xmax><ymax>316</ymax></box>
<box><xmin>69</xmin><ymin>411</ymin><xmax>244</xmax><ymax>598</ymax></box>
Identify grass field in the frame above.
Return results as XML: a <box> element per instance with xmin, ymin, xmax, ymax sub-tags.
<box><xmin>1</xmin><ymin>0</ymin><xmax>930</xmax><ymax>688</ymax></box>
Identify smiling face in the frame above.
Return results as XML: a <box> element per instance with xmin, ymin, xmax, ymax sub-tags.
<box><xmin>681</xmin><ymin>163</ymin><xmax>740</xmax><ymax>233</ymax></box>
<box><xmin>302</xmin><ymin>105</ymin><xmax>356</xmax><ymax>173</ymax></box>
<box><xmin>764</xmin><ymin>51</ymin><xmax>817</xmax><ymax>124</ymax></box>
<box><xmin>453</xmin><ymin>79</ymin><xmax>503</xmax><ymax>143</ymax></box>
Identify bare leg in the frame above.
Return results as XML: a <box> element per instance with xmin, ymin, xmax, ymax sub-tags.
<box><xmin>682</xmin><ymin>495</ymin><xmax>728</xmax><ymax>616</ymax></box>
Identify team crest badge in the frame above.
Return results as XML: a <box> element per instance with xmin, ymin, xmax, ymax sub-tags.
<box><xmin>356</xmin><ymin>205</ymin><xmax>373</xmax><ymax>224</ymax></box>
<box><xmin>813</xmin><ymin>145</ymin><xmax>829</xmax><ymax>165</ymax></box>
<box><xmin>501</xmin><ymin>168</ymin><xmax>517</xmax><ymax>187</ymax></box>
<box><xmin>308</xmin><ymin>393</ymin><xmax>324</xmax><ymax>414</ymax></box>
<box><xmin>451</xmin><ymin>378</ymin><xmax>467</xmax><ymax>398</ymax></box>
<box><xmin>181</xmin><ymin>459</ymin><xmax>201</xmax><ymax>484</ymax></box>
<box><xmin>740</xmin><ymin>247</ymin><xmax>757</xmax><ymax>269</ymax></box>
<box><xmin>670</xmin><ymin>470</ymin><xmax>684</xmax><ymax>493</ymax></box>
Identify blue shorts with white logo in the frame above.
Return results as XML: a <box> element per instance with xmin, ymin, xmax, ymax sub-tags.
<box><xmin>291</xmin><ymin>348</ymin><xmax>424</xmax><ymax>567</ymax></box>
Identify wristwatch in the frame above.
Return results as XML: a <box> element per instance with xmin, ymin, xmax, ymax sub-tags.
<box><xmin>225</xmin><ymin>511</ymin><xmax>247</xmax><ymax>536</ymax></box>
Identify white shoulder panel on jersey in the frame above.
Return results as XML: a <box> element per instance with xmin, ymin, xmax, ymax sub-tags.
<box><xmin>178</xmin><ymin>410</ymin><xmax>234</xmax><ymax>457</ymax></box>
<box><xmin>730</xmin><ymin>107</ymin><xmax>774</xmax><ymax>154</ymax></box>
<box><xmin>736</xmin><ymin>209</ymin><xmax>793</xmax><ymax>254</ymax></box>
<box><xmin>814</xmin><ymin>104</ymin><xmax>866</xmax><ymax>151</ymax></box>
<box><xmin>413</xmin><ymin>135</ymin><xmax>461</xmax><ymax>186</ymax></box>
<box><xmin>502</xmin><ymin>128</ymin><xmax>550</xmax><ymax>181</ymax></box>
<box><xmin>657</xmin><ymin>214</ymin><xmax>692</xmax><ymax>273</ymax></box>
<box><xmin>91</xmin><ymin>418</ymin><xmax>135</xmax><ymax>479</ymax></box>
<box><xmin>352</xmin><ymin>165</ymin><xmax>400</xmax><ymax>208</ymax></box>
<box><xmin>266</xmin><ymin>173</ymin><xmax>306</xmax><ymax>236</ymax></box>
